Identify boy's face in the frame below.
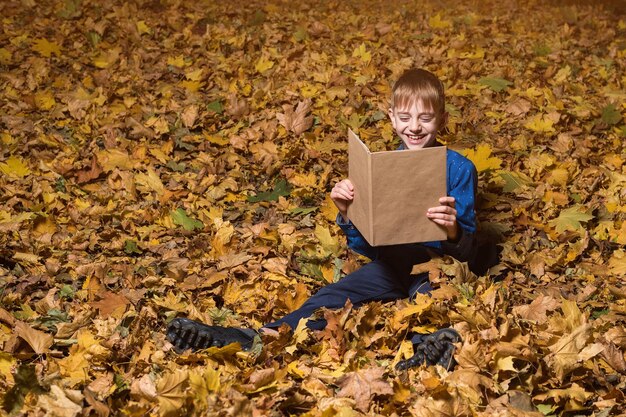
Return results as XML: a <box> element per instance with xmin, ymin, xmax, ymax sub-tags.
<box><xmin>388</xmin><ymin>99</ymin><xmax>447</xmax><ymax>150</ymax></box>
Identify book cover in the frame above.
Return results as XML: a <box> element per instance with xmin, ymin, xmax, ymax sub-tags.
<box><xmin>346</xmin><ymin>129</ymin><xmax>447</xmax><ymax>246</ymax></box>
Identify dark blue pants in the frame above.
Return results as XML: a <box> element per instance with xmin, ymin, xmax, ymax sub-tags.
<box><xmin>265</xmin><ymin>243</ymin><xmax>438</xmax><ymax>331</ymax></box>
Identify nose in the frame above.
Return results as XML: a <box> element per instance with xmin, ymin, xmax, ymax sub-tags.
<box><xmin>409</xmin><ymin>118</ymin><xmax>422</xmax><ymax>132</ymax></box>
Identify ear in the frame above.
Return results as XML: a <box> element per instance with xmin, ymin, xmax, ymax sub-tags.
<box><xmin>388</xmin><ymin>108</ymin><xmax>396</xmax><ymax>129</ymax></box>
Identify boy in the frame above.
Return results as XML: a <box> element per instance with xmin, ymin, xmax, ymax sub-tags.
<box><xmin>166</xmin><ymin>68</ymin><xmax>481</xmax><ymax>370</ymax></box>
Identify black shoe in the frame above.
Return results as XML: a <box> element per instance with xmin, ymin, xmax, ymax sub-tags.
<box><xmin>166</xmin><ymin>317</ymin><xmax>258</xmax><ymax>353</ymax></box>
<box><xmin>395</xmin><ymin>328</ymin><xmax>461</xmax><ymax>371</ymax></box>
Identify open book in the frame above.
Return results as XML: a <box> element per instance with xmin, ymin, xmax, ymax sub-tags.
<box><xmin>346</xmin><ymin>129</ymin><xmax>447</xmax><ymax>246</ymax></box>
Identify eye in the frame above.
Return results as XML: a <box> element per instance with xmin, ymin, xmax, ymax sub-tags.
<box><xmin>400</xmin><ymin>117</ymin><xmax>410</xmax><ymax>122</ymax></box>
<box><xmin>419</xmin><ymin>116</ymin><xmax>434</xmax><ymax>122</ymax></box>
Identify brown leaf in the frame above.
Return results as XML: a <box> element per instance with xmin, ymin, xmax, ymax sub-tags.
<box><xmin>180</xmin><ymin>104</ymin><xmax>198</xmax><ymax>128</ymax></box>
<box><xmin>276</xmin><ymin>99</ymin><xmax>314</xmax><ymax>135</ymax></box>
<box><xmin>546</xmin><ymin>323</ymin><xmax>591</xmax><ymax>381</ymax></box>
<box><xmin>36</xmin><ymin>385</ymin><xmax>83</xmax><ymax>417</ymax></box>
<box><xmin>600</xmin><ymin>343</ymin><xmax>626</xmax><ymax>373</ymax></box>
<box><xmin>90</xmin><ymin>291</ymin><xmax>130</xmax><ymax>318</ymax></box>
<box><xmin>14</xmin><ymin>321</ymin><xmax>54</xmax><ymax>354</ymax></box>
<box><xmin>336</xmin><ymin>366</ymin><xmax>393</xmax><ymax>412</ymax></box>
<box><xmin>512</xmin><ymin>294</ymin><xmax>559</xmax><ymax>321</ymax></box>
<box><xmin>75</xmin><ymin>156</ymin><xmax>104</xmax><ymax>184</ymax></box>
<box><xmin>505</xmin><ymin>97</ymin><xmax>531</xmax><ymax>116</ymax></box>
<box><xmin>226</xmin><ymin>93</ymin><xmax>249</xmax><ymax>118</ymax></box>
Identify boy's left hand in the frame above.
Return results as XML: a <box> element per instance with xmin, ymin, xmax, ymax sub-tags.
<box><xmin>427</xmin><ymin>196</ymin><xmax>459</xmax><ymax>241</ymax></box>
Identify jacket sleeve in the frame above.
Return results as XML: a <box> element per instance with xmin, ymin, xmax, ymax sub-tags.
<box><xmin>336</xmin><ymin>214</ymin><xmax>379</xmax><ymax>260</ymax></box>
<box><xmin>441</xmin><ymin>154</ymin><xmax>479</xmax><ymax>262</ymax></box>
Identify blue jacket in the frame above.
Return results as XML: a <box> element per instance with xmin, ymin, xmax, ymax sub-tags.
<box><xmin>337</xmin><ymin>146</ymin><xmax>478</xmax><ymax>262</ymax></box>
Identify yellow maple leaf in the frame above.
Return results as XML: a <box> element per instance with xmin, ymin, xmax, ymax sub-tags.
<box><xmin>32</xmin><ymin>38</ymin><xmax>61</xmax><ymax>57</ymax></box>
<box><xmin>0</xmin><ymin>48</ymin><xmax>11</xmax><ymax>64</ymax></box>
<box><xmin>554</xmin><ymin>65</ymin><xmax>571</xmax><ymax>84</ymax></box>
<box><xmin>255</xmin><ymin>55</ymin><xmax>274</xmax><ymax>74</ymax></box>
<box><xmin>157</xmin><ymin>370</ymin><xmax>189</xmax><ymax>417</ymax></box>
<box><xmin>460</xmin><ymin>47</ymin><xmax>485</xmax><ymax>59</ymax></box>
<box><xmin>547</xmin><ymin>167</ymin><xmax>569</xmax><ymax>186</ymax></box>
<box><xmin>608</xmin><ymin>249</ymin><xmax>626</xmax><ymax>275</ymax></box>
<box><xmin>135</xmin><ymin>168</ymin><xmax>165</xmax><ymax>195</ymax></box>
<box><xmin>185</xmin><ymin>68</ymin><xmax>204</xmax><ymax>81</ymax></box>
<box><xmin>315</xmin><ymin>224</ymin><xmax>340</xmax><ymax>255</ymax></box>
<box><xmin>320</xmin><ymin>194</ymin><xmax>338</xmax><ymax>222</ymax></box>
<box><xmin>96</xmin><ymin>149</ymin><xmax>133</xmax><ymax>171</ymax></box>
<box><xmin>0</xmin><ymin>156</ymin><xmax>31</xmax><ymax>178</ymax></box>
<box><xmin>182</xmin><ymin>78</ymin><xmax>203</xmax><ymax>91</ymax></box>
<box><xmin>136</xmin><ymin>20</ymin><xmax>151</xmax><ymax>35</ymax></box>
<box><xmin>289</xmin><ymin>172</ymin><xmax>318</xmax><ymax>189</ymax></box>
<box><xmin>352</xmin><ymin>43</ymin><xmax>371</xmax><ymax>64</ymax></box>
<box><xmin>167</xmin><ymin>54</ymin><xmax>187</xmax><ymax>68</ymax></box>
<box><xmin>525</xmin><ymin>113</ymin><xmax>556</xmax><ymax>133</ymax></box>
<box><xmin>0</xmin><ymin>352</ymin><xmax>16</xmax><ymax>385</ymax></box>
<box><xmin>189</xmin><ymin>367</ymin><xmax>221</xmax><ymax>409</ymax></box>
<box><xmin>92</xmin><ymin>47</ymin><xmax>120</xmax><ymax>69</ymax></box>
<box><xmin>35</xmin><ymin>90</ymin><xmax>56</xmax><ymax>110</ymax></box>
<box><xmin>461</xmin><ymin>144</ymin><xmax>502</xmax><ymax>172</ymax></box>
<box><xmin>429</xmin><ymin>13</ymin><xmax>452</xmax><ymax>29</ymax></box>
<box><xmin>1</xmin><ymin>133</ymin><xmax>13</xmax><ymax>145</ymax></box>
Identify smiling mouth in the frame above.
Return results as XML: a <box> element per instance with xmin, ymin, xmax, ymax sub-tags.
<box><xmin>406</xmin><ymin>134</ymin><xmax>427</xmax><ymax>142</ymax></box>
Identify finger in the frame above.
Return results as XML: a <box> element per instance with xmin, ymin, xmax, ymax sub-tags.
<box><xmin>333</xmin><ymin>185</ymin><xmax>353</xmax><ymax>198</ymax></box>
<box><xmin>439</xmin><ymin>196</ymin><xmax>455</xmax><ymax>207</ymax></box>
<box><xmin>427</xmin><ymin>207</ymin><xmax>457</xmax><ymax>217</ymax></box>
<box><xmin>428</xmin><ymin>217</ymin><xmax>456</xmax><ymax>227</ymax></box>
<box><xmin>337</xmin><ymin>179</ymin><xmax>354</xmax><ymax>191</ymax></box>
<box><xmin>332</xmin><ymin>188</ymin><xmax>353</xmax><ymax>201</ymax></box>
<box><xmin>341</xmin><ymin>179</ymin><xmax>354</xmax><ymax>190</ymax></box>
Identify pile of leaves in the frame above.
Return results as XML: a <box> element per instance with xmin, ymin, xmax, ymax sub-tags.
<box><xmin>1</xmin><ymin>0</ymin><xmax>625</xmax><ymax>415</ymax></box>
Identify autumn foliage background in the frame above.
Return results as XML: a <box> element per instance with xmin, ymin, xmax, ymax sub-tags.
<box><xmin>1</xmin><ymin>0</ymin><xmax>626</xmax><ymax>415</ymax></box>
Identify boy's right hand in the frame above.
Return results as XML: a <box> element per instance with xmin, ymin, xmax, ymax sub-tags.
<box><xmin>330</xmin><ymin>179</ymin><xmax>354</xmax><ymax>221</ymax></box>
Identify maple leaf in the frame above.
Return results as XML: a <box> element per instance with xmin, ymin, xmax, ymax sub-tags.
<box><xmin>352</xmin><ymin>43</ymin><xmax>371</xmax><ymax>64</ymax></box>
<box><xmin>479</xmin><ymin>77</ymin><xmax>512</xmax><ymax>92</ymax></box>
<box><xmin>255</xmin><ymin>55</ymin><xmax>275</xmax><ymax>73</ymax></box>
<box><xmin>601</xmin><ymin>103</ymin><xmax>622</xmax><ymax>125</ymax></box>
<box><xmin>547</xmin><ymin>323</ymin><xmax>591</xmax><ymax>381</ymax></box>
<box><xmin>32</xmin><ymin>38</ymin><xmax>61</xmax><ymax>57</ymax></box>
<box><xmin>429</xmin><ymin>13</ymin><xmax>452</xmax><ymax>29</ymax></box>
<box><xmin>157</xmin><ymin>370</ymin><xmax>189</xmax><ymax>417</ymax></box>
<box><xmin>89</xmin><ymin>291</ymin><xmax>130</xmax><ymax>318</ymax></box>
<box><xmin>247</xmin><ymin>178</ymin><xmax>291</xmax><ymax>202</ymax></box>
<box><xmin>92</xmin><ymin>47</ymin><xmax>120</xmax><ymax>69</ymax></box>
<box><xmin>171</xmin><ymin>208</ymin><xmax>203</xmax><ymax>231</ymax></box>
<box><xmin>34</xmin><ymin>90</ymin><xmax>56</xmax><ymax>110</ymax></box>
<box><xmin>336</xmin><ymin>366</ymin><xmax>393</xmax><ymax>412</ymax></box>
<box><xmin>512</xmin><ymin>294</ymin><xmax>560</xmax><ymax>322</ymax></box>
<box><xmin>549</xmin><ymin>205</ymin><xmax>593</xmax><ymax>233</ymax></box>
<box><xmin>461</xmin><ymin>144</ymin><xmax>502</xmax><ymax>172</ymax></box>
<box><xmin>276</xmin><ymin>100</ymin><xmax>314</xmax><ymax>135</ymax></box>
<box><xmin>189</xmin><ymin>367</ymin><xmax>221</xmax><ymax>409</ymax></box>
<box><xmin>36</xmin><ymin>385</ymin><xmax>82</xmax><ymax>417</ymax></box>
<box><xmin>14</xmin><ymin>321</ymin><xmax>54</xmax><ymax>354</ymax></box>
<box><xmin>0</xmin><ymin>156</ymin><xmax>31</xmax><ymax>178</ymax></box>
<box><xmin>524</xmin><ymin>113</ymin><xmax>556</xmax><ymax>133</ymax></box>
<box><xmin>498</xmin><ymin>170</ymin><xmax>533</xmax><ymax>192</ymax></box>
<box><xmin>75</xmin><ymin>156</ymin><xmax>103</xmax><ymax>184</ymax></box>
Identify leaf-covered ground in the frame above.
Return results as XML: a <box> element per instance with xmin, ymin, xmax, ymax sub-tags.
<box><xmin>1</xmin><ymin>0</ymin><xmax>625</xmax><ymax>415</ymax></box>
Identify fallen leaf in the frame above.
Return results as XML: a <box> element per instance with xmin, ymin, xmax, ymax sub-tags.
<box><xmin>336</xmin><ymin>366</ymin><xmax>393</xmax><ymax>412</ymax></box>
<box><xmin>14</xmin><ymin>321</ymin><xmax>54</xmax><ymax>354</ymax></box>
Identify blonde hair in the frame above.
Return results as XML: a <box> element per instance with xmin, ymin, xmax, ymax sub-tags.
<box><xmin>390</xmin><ymin>69</ymin><xmax>445</xmax><ymax>115</ymax></box>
